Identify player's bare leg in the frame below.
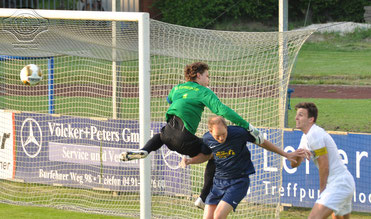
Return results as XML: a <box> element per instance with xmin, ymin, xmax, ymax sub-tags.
<box><xmin>203</xmin><ymin>204</ymin><xmax>216</xmax><ymax>219</ymax></box>
<box><xmin>213</xmin><ymin>201</ymin><xmax>233</xmax><ymax>219</ymax></box>
<box><xmin>308</xmin><ymin>203</ymin><xmax>333</xmax><ymax>219</ymax></box>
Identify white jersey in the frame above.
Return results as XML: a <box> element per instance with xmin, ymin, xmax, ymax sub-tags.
<box><xmin>298</xmin><ymin>124</ymin><xmax>348</xmax><ymax>180</ymax></box>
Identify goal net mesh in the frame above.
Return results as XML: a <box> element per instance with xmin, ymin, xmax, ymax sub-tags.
<box><xmin>0</xmin><ymin>10</ymin><xmax>313</xmax><ymax>218</ymax></box>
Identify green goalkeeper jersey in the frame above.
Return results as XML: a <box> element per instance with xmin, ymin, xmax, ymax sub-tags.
<box><xmin>166</xmin><ymin>81</ymin><xmax>250</xmax><ymax>134</ymax></box>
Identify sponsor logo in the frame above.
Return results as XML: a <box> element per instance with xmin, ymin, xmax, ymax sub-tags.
<box><xmin>20</xmin><ymin>118</ymin><xmax>42</xmax><ymax>158</ymax></box>
<box><xmin>215</xmin><ymin>149</ymin><xmax>235</xmax><ymax>159</ymax></box>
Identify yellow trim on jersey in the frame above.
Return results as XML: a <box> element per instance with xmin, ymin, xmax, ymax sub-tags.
<box><xmin>314</xmin><ymin>147</ymin><xmax>328</xmax><ymax>156</ymax></box>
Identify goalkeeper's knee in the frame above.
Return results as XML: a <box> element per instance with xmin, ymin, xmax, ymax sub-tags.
<box><xmin>248</xmin><ymin>124</ymin><xmax>264</xmax><ymax>145</ymax></box>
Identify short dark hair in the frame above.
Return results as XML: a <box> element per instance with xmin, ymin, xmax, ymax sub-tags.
<box><xmin>184</xmin><ymin>62</ymin><xmax>209</xmax><ymax>82</ymax></box>
<box><xmin>208</xmin><ymin>116</ymin><xmax>227</xmax><ymax>129</ymax></box>
<box><xmin>295</xmin><ymin>102</ymin><xmax>318</xmax><ymax>122</ymax></box>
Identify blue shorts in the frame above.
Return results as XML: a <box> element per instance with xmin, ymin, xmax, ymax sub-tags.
<box><xmin>205</xmin><ymin>176</ymin><xmax>250</xmax><ymax>211</ymax></box>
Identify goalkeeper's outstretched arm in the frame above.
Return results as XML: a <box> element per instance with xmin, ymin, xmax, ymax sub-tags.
<box><xmin>247</xmin><ymin>124</ymin><xmax>310</xmax><ymax>163</ymax></box>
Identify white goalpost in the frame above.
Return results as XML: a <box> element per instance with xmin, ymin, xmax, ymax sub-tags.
<box><xmin>0</xmin><ymin>8</ymin><xmax>314</xmax><ymax>218</ymax></box>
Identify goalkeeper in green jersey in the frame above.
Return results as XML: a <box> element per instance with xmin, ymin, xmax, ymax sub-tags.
<box><xmin>120</xmin><ymin>62</ymin><xmax>264</xmax><ymax>207</ymax></box>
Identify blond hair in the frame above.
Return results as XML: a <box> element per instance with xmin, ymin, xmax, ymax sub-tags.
<box><xmin>207</xmin><ymin>116</ymin><xmax>227</xmax><ymax>130</ymax></box>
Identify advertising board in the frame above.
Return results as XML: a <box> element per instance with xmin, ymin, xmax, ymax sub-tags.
<box><xmin>14</xmin><ymin>112</ymin><xmax>190</xmax><ymax>194</ymax></box>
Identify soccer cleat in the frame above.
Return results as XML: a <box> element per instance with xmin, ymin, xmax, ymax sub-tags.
<box><xmin>194</xmin><ymin>197</ymin><xmax>205</xmax><ymax>210</ymax></box>
<box><xmin>120</xmin><ymin>150</ymin><xmax>148</xmax><ymax>161</ymax></box>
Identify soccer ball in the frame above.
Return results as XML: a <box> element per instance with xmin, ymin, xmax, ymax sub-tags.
<box><xmin>20</xmin><ymin>64</ymin><xmax>42</xmax><ymax>86</ymax></box>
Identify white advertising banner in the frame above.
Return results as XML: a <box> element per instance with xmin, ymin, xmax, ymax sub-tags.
<box><xmin>0</xmin><ymin>110</ymin><xmax>14</xmax><ymax>179</ymax></box>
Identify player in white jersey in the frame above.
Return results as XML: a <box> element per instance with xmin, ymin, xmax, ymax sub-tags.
<box><xmin>291</xmin><ymin>102</ymin><xmax>355</xmax><ymax>219</ymax></box>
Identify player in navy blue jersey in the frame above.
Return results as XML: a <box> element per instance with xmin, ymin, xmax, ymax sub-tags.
<box><xmin>181</xmin><ymin>116</ymin><xmax>308</xmax><ymax>219</ymax></box>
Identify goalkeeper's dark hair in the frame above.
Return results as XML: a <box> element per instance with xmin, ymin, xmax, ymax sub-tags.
<box><xmin>184</xmin><ymin>62</ymin><xmax>209</xmax><ymax>82</ymax></box>
<box><xmin>295</xmin><ymin>102</ymin><xmax>318</xmax><ymax>123</ymax></box>
<box><xmin>208</xmin><ymin>116</ymin><xmax>227</xmax><ymax>129</ymax></box>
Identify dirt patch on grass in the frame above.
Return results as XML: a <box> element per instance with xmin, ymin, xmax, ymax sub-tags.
<box><xmin>289</xmin><ymin>85</ymin><xmax>371</xmax><ymax>99</ymax></box>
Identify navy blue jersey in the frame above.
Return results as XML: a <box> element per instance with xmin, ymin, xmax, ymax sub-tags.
<box><xmin>203</xmin><ymin>126</ymin><xmax>256</xmax><ymax>179</ymax></box>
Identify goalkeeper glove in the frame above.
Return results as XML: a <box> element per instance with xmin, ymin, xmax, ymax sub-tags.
<box><xmin>248</xmin><ymin>124</ymin><xmax>264</xmax><ymax>145</ymax></box>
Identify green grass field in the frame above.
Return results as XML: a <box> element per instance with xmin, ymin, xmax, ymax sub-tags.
<box><xmin>280</xmin><ymin>207</ymin><xmax>371</xmax><ymax>219</ymax></box>
<box><xmin>2</xmin><ymin>203</ymin><xmax>371</xmax><ymax>219</ymax></box>
<box><xmin>291</xmin><ymin>29</ymin><xmax>371</xmax><ymax>85</ymax></box>
<box><xmin>286</xmin><ymin>29</ymin><xmax>371</xmax><ymax>133</ymax></box>
<box><xmin>0</xmin><ymin>203</ymin><xmax>124</xmax><ymax>219</ymax></box>
<box><xmin>287</xmin><ymin>98</ymin><xmax>371</xmax><ymax>133</ymax></box>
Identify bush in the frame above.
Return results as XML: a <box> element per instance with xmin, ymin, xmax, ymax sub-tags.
<box><xmin>153</xmin><ymin>0</ymin><xmax>370</xmax><ymax>28</ymax></box>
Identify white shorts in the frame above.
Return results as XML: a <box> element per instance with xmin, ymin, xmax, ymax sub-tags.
<box><xmin>316</xmin><ymin>171</ymin><xmax>355</xmax><ymax>216</ymax></box>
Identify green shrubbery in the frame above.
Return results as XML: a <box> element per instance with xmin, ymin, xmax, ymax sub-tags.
<box><xmin>153</xmin><ymin>0</ymin><xmax>370</xmax><ymax>28</ymax></box>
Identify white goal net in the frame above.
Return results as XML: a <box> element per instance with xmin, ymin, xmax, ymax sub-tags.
<box><xmin>0</xmin><ymin>9</ymin><xmax>314</xmax><ymax>218</ymax></box>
